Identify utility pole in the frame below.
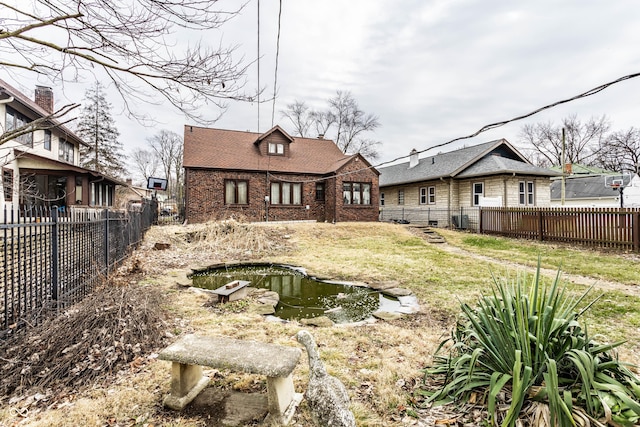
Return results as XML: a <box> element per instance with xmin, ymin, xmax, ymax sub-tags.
<box><xmin>561</xmin><ymin>127</ymin><xmax>566</xmax><ymax>206</ymax></box>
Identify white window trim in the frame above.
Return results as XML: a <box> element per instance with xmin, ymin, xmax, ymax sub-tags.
<box><xmin>472</xmin><ymin>182</ymin><xmax>484</xmax><ymax>206</ymax></box>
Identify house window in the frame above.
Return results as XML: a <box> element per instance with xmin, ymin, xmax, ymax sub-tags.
<box><xmin>398</xmin><ymin>190</ymin><xmax>404</xmax><ymax>205</ymax></box>
<box><xmin>428</xmin><ymin>186</ymin><xmax>436</xmax><ymax>204</ymax></box>
<box><xmin>343</xmin><ymin>182</ymin><xmax>371</xmax><ymax>205</ymax></box>
<box><xmin>380</xmin><ymin>192</ymin><xmax>385</xmax><ymax>206</ymax></box>
<box><xmin>271</xmin><ymin>182</ymin><xmax>302</xmax><ymax>205</ymax></box>
<box><xmin>225</xmin><ymin>179</ymin><xmax>248</xmax><ymax>205</ymax></box>
<box><xmin>44</xmin><ymin>130</ymin><xmax>51</xmax><ymax>151</ymax></box>
<box><xmin>75</xmin><ymin>177</ymin><xmax>83</xmax><ymax>204</ymax></box>
<box><xmin>472</xmin><ymin>182</ymin><xmax>484</xmax><ymax>206</ymax></box>
<box><xmin>419</xmin><ymin>187</ymin><xmax>427</xmax><ymax>204</ymax></box>
<box><xmin>268</xmin><ymin>142</ymin><xmax>284</xmax><ymax>155</ymax></box>
<box><xmin>3</xmin><ymin>168</ymin><xmax>13</xmax><ymax>202</ymax></box>
<box><xmin>59</xmin><ymin>139</ymin><xmax>74</xmax><ymax>163</ymax></box>
<box><xmin>519</xmin><ymin>181</ymin><xmax>536</xmax><ymax>206</ymax></box>
<box><xmin>5</xmin><ymin>106</ymin><xmax>33</xmax><ymax>147</ymax></box>
<box><xmin>527</xmin><ymin>181</ymin><xmax>535</xmax><ymax>205</ymax></box>
<box><xmin>315</xmin><ymin>182</ymin><xmax>325</xmax><ymax>201</ymax></box>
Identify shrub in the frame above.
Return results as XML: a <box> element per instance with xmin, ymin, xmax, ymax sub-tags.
<box><xmin>424</xmin><ymin>264</ymin><xmax>640</xmax><ymax>426</ymax></box>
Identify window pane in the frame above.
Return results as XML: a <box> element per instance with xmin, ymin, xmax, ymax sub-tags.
<box><xmin>268</xmin><ymin>143</ymin><xmax>276</xmax><ymax>153</ymax></box>
<box><xmin>343</xmin><ymin>183</ymin><xmax>351</xmax><ymax>204</ymax></box>
<box><xmin>293</xmin><ymin>183</ymin><xmax>302</xmax><ymax>204</ymax></box>
<box><xmin>271</xmin><ymin>182</ymin><xmax>280</xmax><ymax>204</ymax></box>
<box><xmin>353</xmin><ymin>183</ymin><xmax>361</xmax><ymax>204</ymax></box>
<box><xmin>527</xmin><ymin>182</ymin><xmax>534</xmax><ymax>205</ymax></box>
<box><xmin>6</xmin><ymin>110</ymin><xmax>15</xmax><ymax>131</ymax></box>
<box><xmin>420</xmin><ymin>187</ymin><xmax>426</xmax><ymax>204</ymax></box>
<box><xmin>315</xmin><ymin>183</ymin><xmax>325</xmax><ymax>201</ymax></box>
<box><xmin>428</xmin><ymin>186</ymin><xmax>435</xmax><ymax>204</ymax></box>
<box><xmin>282</xmin><ymin>182</ymin><xmax>291</xmax><ymax>204</ymax></box>
<box><xmin>363</xmin><ymin>184</ymin><xmax>371</xmax><ymax>205</ymax></box>
<box><xmin>380</xmin><ymin>192</ymin><xmax>385</xmax><ymax>206</ymax></box>
<box><xmin>44</xmin><ymin>131</ymin><xmax>51</xmax><ymax>150</ymax></box>
<box><xmin>225</xmin><ymin>181</ymin><xmax>236</xmax><ymax>204</ymax></box>
<box><xmin>277</xmin><ymin>144</ymin><xmax>284</xmax><ymax>154</ymax></box>
<box><xmin>237</xmin><ymin>181</ymin><xmax>247</xmax><ymax>204</ymax></box>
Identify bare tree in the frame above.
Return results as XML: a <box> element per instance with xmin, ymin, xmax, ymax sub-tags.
<box><xmin>129</xmin><ymin>149</ymin><xmax>160</xmax><ymax>184</ymax></box>
<box><xmin>309</xmin><ymin>110</ymin><xmax>335</xmax><ymax>139</ymax></box>
<box><xmin>328</xmin><ymin>91</ymin><xmax>381</xmax><ymax>157</ymax></box>
<box><xmin>281</xmin><ymin>100</ymin><xmax>312</xmax><ymax>137</ymax></box>
<box><xmin>519</xmin><ymin>114</ymin><xmax>610</xmax><ymax>167</ymax></box>
<box><xmin>147</xmin><ymin>130</ymin><xmax>183</xmax><ymax>199</ymax></box>
<box><xmin>0</xmin><ymin>0</ymin><xmax>253</xmax><ymax>124</ymax></box>
<box><xmin>598</xmin><ymin>128</ymin><xmax>640</xmax><ymax>174</ymax></box>
<box><xmin>280</xmin><ymin>91</ymin><xmax>381</xmax><ymax>159</ymax></box>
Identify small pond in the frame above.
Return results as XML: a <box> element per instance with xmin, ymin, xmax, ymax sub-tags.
<box><xmin>191</xmin><ymin>265</ymin><xmax>400</xmax><ymax>324</ymax></box>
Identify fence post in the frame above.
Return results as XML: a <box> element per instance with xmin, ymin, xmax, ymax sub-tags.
<box><xmin>51</xmin><ymin>208</ymin><xmax>59</xmax><ymax>301</ymax></box>
<box><xmin>538</xmin><ymin>209</ymin><xmax>544</xmax><ymax>241</ymax></box>
<box><xmin>634</xmin><ymin>211</ymin><xmax>640</xmax><ymax>252</ymax></box>
<box><xmin>479</xmin><ymin>208</ymin><xmax>483</xmax><ymax>233</ymax></box>
<box><xmin>104</xmin><ymin>209</ymin><xmax>109</xmax><ymax>277</ymax></box>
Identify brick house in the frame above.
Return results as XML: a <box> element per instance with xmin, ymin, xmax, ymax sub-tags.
<box><xmin>1</xmin><ymin>79</ymin><xmax>122</xmax><ymax>214</ymax></box>
<box><xmin>183</xmin><ymin>125</ymin><xmax>380</xmax><ymax>223</ymax></box>
<box><xmin>378</xmin><ymin>139</ymin><xmax>560</xmax><ymax>224</ymax></box>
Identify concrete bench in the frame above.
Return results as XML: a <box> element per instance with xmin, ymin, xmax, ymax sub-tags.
<box><xmin>158</xmin><ymin>334</ymin><xmax>302</xmax><ymax>424</ymax></box>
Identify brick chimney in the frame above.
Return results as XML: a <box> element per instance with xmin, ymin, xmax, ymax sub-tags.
<box><xmin>34</xmin><ymin>85</ymin><xmax>53</xmax><ymax>113</ymax></box>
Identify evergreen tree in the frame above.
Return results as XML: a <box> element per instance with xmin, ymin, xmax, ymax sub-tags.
<box><xmin>77</xmin><ymin>82</ymin><xmax>126</xmax><ymax>177</ymax></box>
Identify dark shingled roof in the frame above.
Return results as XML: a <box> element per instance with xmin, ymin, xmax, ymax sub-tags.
<box><xmin>379</xmin><ymin>139</ymin><xmax>559</xmax><ymax>186</ymax></box>
<box><xmin>183</xmin><ymin>125</ymin><xmax>361</xmax><ymax>175</ymax></box>
<box><xmin>550</xmin><ymin>175</ymin><xmax>632</xmax><ymax>200</ymax></box>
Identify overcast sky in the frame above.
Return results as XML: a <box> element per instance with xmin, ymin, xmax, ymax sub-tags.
<box><xmin>6</xmin><ymin>0</ymin><xmax>640</xmax><ymax>173</ymax></box>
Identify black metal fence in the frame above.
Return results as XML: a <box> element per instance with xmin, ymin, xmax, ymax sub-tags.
<box><xmin>379</xmin><ymin>206</ymin><xmax>481</xmax><ymax>231</ymax></box>
<box><xmin>1</xmin><ymin>199</ymin><xmax>157</xmax><ymax>337</ymax></box>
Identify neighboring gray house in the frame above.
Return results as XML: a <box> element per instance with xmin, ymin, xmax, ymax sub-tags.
<box><xmin>551</xmin><ymin>171</ymin><xmax>640</xmax><ymax>208</ymax></box>
<box><xmin>378</xmin><ymin>139</ymin><xmax>560</xmax><ymax>225</ymax></box>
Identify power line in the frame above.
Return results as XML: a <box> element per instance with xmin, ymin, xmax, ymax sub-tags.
<box><xmin>377</xmin><ymin>71</ymin><xmax>640</xmax><ymax>168</ymax></box>
<box><xmin>269</xmin><ymin>71</ymin><xmax>640</xmax><ymax>184</ymax></box>
<box><xmin>256</xmin><ymin>0</ymin><xmax>260</xmax><ymax>132</ymax></box>
<box><xmin>270</xmin><ymin>0</ymin><xmax>283</xmax><ymax>128</ymax></box>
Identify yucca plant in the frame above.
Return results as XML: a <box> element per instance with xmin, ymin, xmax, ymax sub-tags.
<box><xmin>424</xmin><ymin>264</ymin><xmax>640</xmax><ymax>426</ymax></box>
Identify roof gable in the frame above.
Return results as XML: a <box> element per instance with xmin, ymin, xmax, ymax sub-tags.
<box><xmin>255</xmin><ymin>125</ymin><xmax>294</xmax><ymax>144</ymax></box>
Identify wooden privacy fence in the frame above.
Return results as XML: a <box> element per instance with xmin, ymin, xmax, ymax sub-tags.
<box><xmin>479</xmin><ymin>207</ymin><xmax>640</xmax><ymax>252</ymax></box>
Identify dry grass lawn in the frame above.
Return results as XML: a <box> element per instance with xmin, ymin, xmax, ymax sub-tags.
<box><xmin>1</xmin><ymin>221</ymin><xmax>638</xmax><ymax>427</ymax></box>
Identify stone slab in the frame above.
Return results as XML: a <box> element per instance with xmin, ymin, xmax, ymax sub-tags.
<box><xmin>159</xmin><ymin>334</ymin><xmax>301</xmax><ymax>377</ymax></box>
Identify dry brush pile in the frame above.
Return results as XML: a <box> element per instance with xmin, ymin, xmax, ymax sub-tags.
<box><xmin>0</xmin><ymin>282</ymin><xmax>169</xmax><ymax>405</ymax></box>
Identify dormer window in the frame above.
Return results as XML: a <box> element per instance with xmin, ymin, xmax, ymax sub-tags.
<box><xmin>268</xmin><ymin>142</ymin><xmax>284</xmax><ymax>155</ymax></box>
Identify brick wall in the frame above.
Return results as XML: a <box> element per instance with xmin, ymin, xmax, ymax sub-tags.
<box><xmin>333</xmin><ymin>157</ymin><xmax>380</xmax><ymax>222</ymax></box>
<box><xmin>185</xmin><ymin>157</ymin><xmax>380</xmax><ymax>223</ymax></box>
<box><xmin>184</xmin><ymin>168</ymin><xmax>330</xmax><ymax>223</ymax></box>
